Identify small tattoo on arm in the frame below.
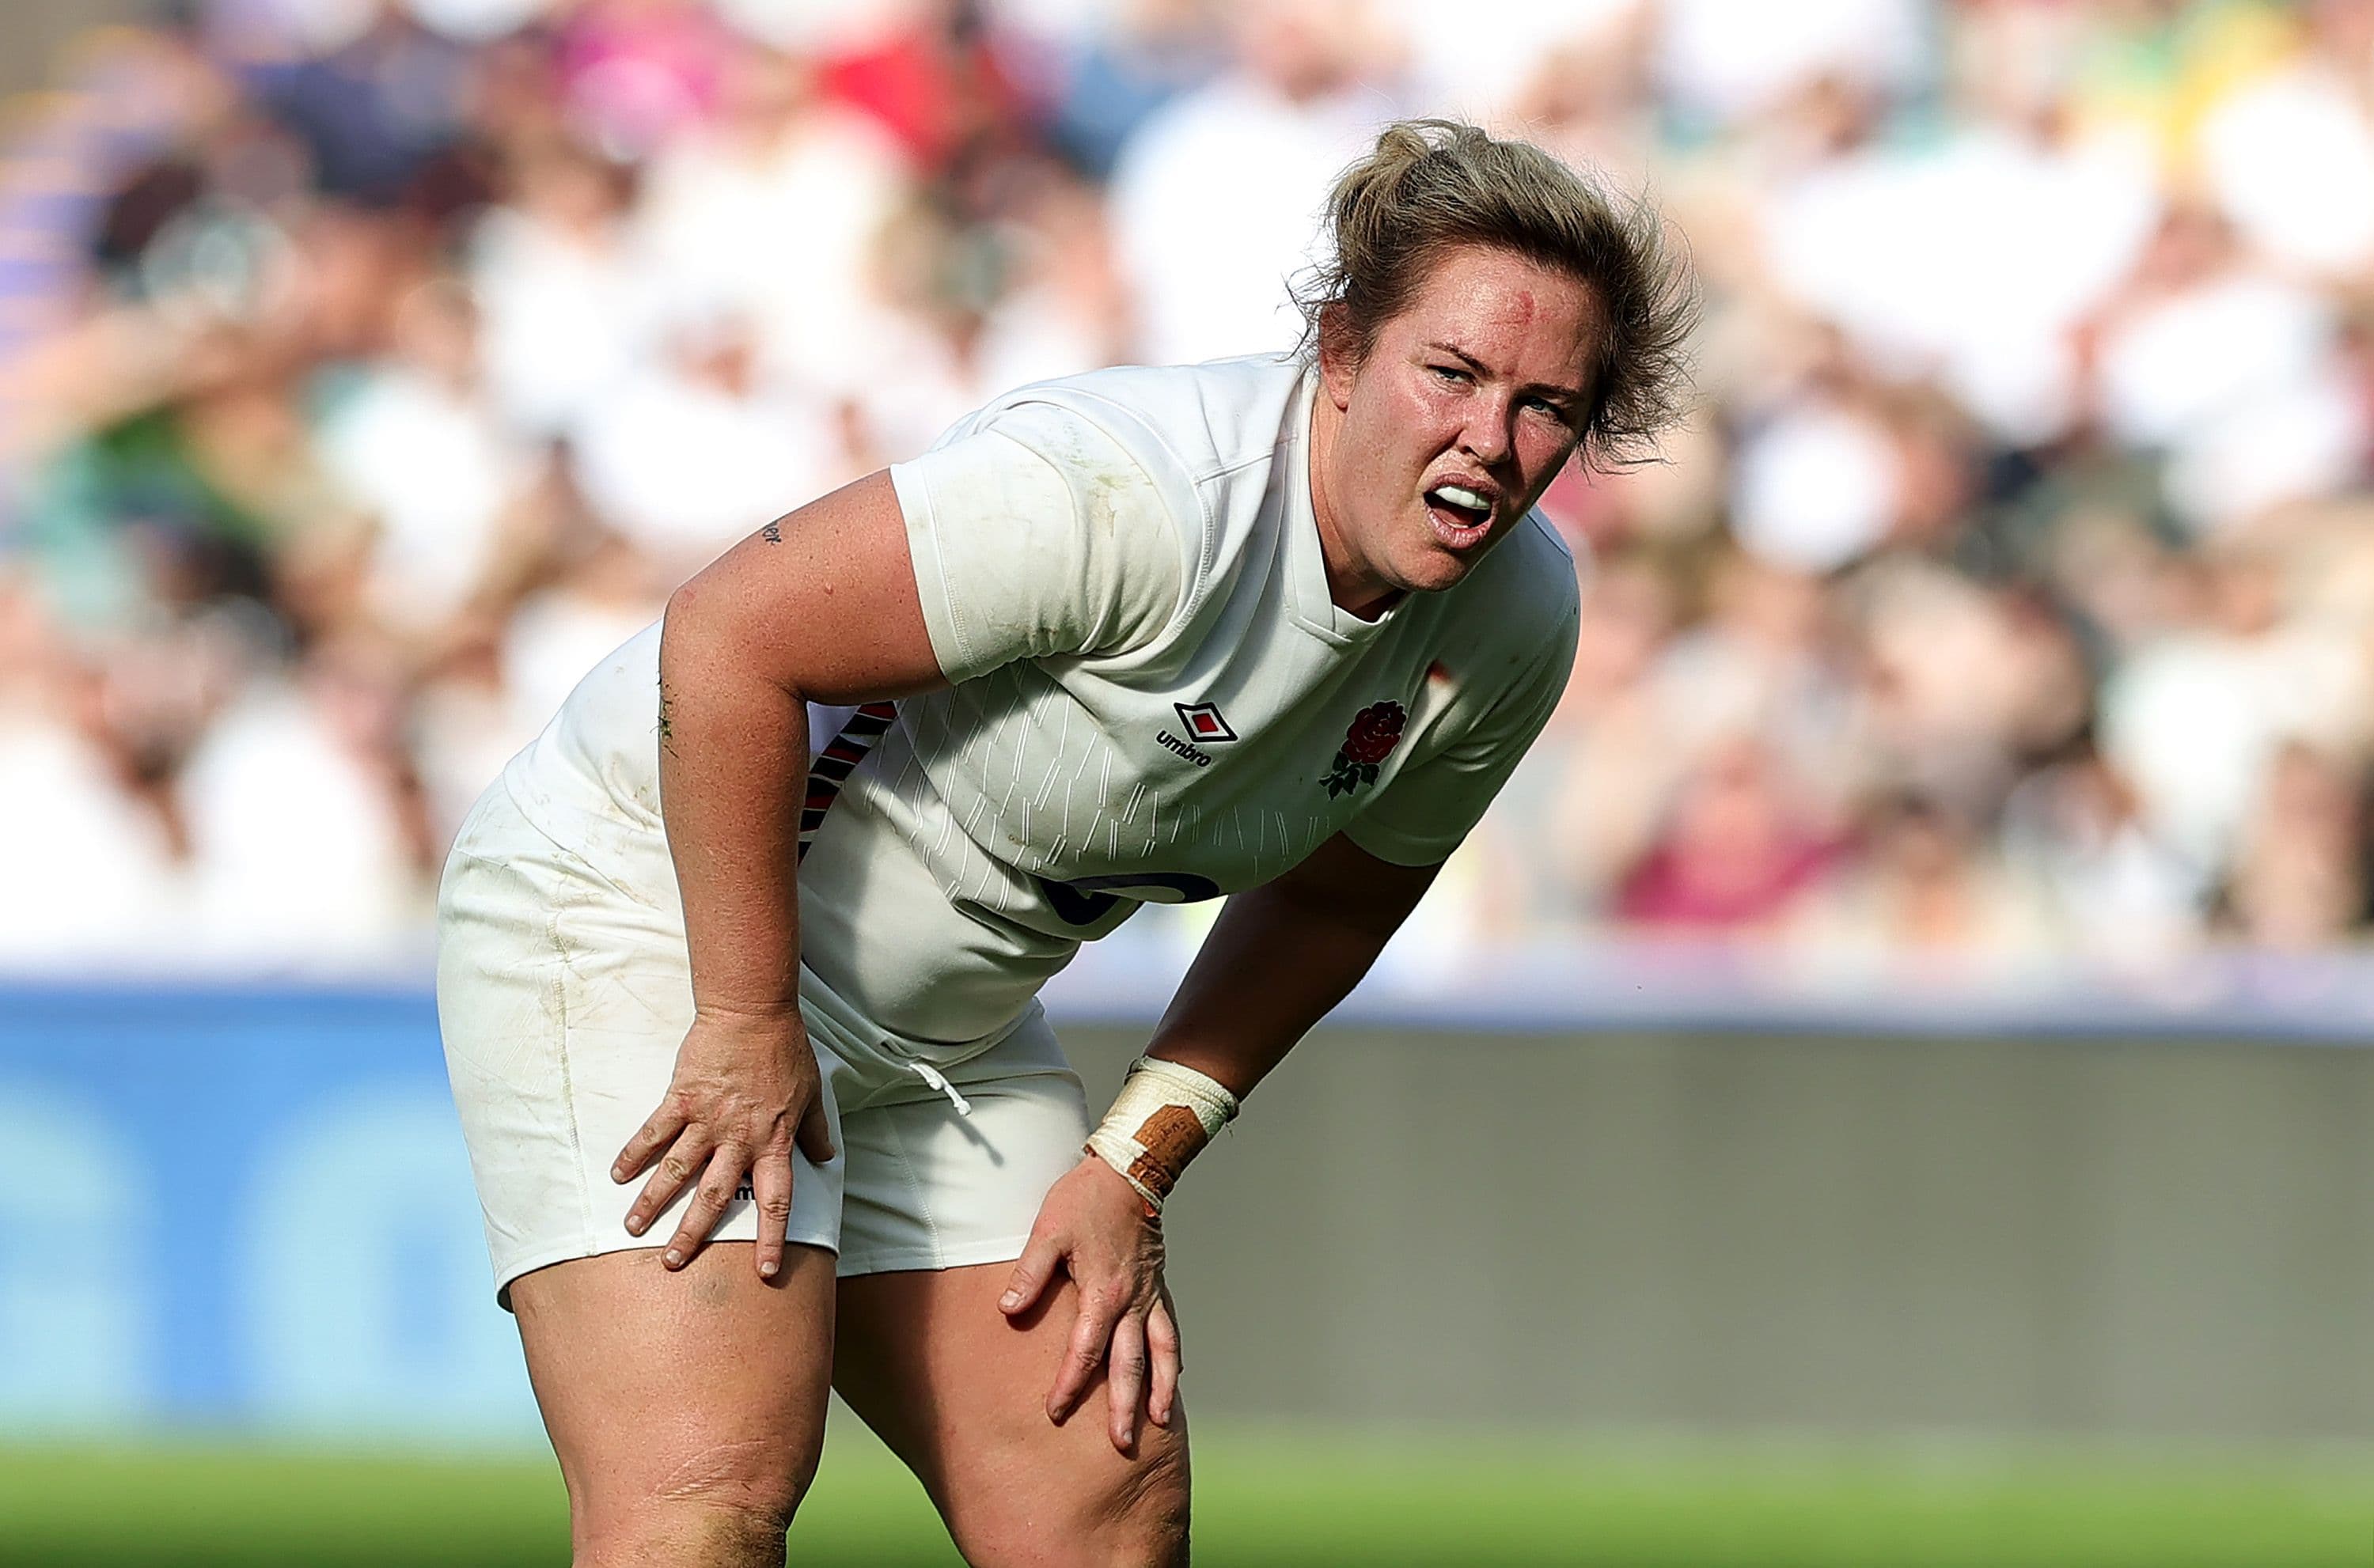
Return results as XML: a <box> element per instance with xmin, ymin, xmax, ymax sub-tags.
<box><xmin>760</xmin><ymin>521</ymin><xmax>783</xmax><ymax>545</ymax></box>
<box><xmin>657</xmin><ymin>681</ymin><xmax>677</xmax><ymax>757</ymax></box>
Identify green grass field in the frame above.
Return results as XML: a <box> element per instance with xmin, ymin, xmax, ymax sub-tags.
<box><xmin>5</xmin><ymin>1426</ymin><xmax>2368</xmax><ymax>1566</ymax></box>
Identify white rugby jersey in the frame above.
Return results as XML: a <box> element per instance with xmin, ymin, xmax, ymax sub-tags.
<box><xmin>499</xmin><ymin>355</ymin><xmax>1580</xmax><ymax>1049</ymax></box>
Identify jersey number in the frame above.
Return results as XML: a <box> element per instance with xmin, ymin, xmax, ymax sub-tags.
<box><xmin>1037</xmin><ymin>872</ymin><xmax>1223</xmax><ymax>926</ymax></box>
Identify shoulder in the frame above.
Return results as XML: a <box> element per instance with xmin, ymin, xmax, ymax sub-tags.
<box><xmin>1451</xmin><ymin>512</ymin><xmax>1586</xmax><ymax>647</ymax></box>
<box><xmin>959</xmin><ymin>354</ymin><xmax>1306</xmax><ymax>490</ymax></box>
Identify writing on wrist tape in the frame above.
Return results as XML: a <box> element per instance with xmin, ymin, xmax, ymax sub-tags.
<box><xmin>1084</xmin><ymin>1055</ymin><xmax>1239</xmax><ymax>1212</ymax></box>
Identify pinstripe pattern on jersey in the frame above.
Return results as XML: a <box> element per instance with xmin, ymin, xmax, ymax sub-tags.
<box><xmin>798</xmin><ymin>702</ymin><xmax>897</xmax><ymax>862</ymax></box>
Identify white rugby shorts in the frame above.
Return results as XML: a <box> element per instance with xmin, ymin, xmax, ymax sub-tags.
<box><xmin>435</xmin><ymin>781</ymin><xmax>1091</xmax><ymax>1308</ymax></box>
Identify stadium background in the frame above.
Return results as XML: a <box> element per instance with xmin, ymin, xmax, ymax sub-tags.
<box><xmin>1</xmin><ymin>0</ymin><xmax>2370</xmax><ymax>1562</ymax></box>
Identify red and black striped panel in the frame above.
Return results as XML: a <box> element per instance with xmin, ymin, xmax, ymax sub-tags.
<box><xmin>798</xmin><ymin>702</ymin><xmax>896</xmax><ymax>862</ymax></box>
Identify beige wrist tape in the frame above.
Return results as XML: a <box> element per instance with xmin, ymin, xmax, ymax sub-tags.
<box><xmin>1085</xmin><ymin>1056</ymin><xmax>1239</xmax><ymax>1212</ymax></box>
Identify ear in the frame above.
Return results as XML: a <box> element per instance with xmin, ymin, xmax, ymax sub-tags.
<box><xmin>1316</xmin><ymin>302</ymin><xmax>1358</xmax><ymax>412</ymax></box>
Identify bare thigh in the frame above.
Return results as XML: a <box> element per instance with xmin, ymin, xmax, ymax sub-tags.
<box><xmin>834</xmin><ymin>1263</ymin><xmax>1190</xmax><ymax>1568</ymax></box>
<box><xmin>510</xmin><ymin>1241</ymin><xmax>836</xmax><ymax>1567</ymax></box>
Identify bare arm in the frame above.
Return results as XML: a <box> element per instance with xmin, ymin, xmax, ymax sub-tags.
<box><xmin>1003</xmin><ymin>834</ymin><xmax>1439</xmax><ymax>1448</ymax></box>
<box><xmin>656</xmin><ymin>472</ymin><xmax>946</xmax><ymax>1014</ymax></box>
<box><xmin>1143</xmin><ymin>831</ymin><xmax>1440</xmax><ymax>1094</ymax></box>
<box><xmin>615</xmin><ymin>472</ymin><xmax>949</xmax><ymax>1277</ymax></box>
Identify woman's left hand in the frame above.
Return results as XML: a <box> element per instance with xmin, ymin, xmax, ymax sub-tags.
<box><xmin>999</xmin><ymin>1154</ymin><xmax>1182</xmax><ymax>1454</ymax></box>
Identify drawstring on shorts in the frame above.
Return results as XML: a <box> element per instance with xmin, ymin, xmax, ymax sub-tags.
<box><xmin>904</xmin><ymin>1057</ymin><xmax>973</xmax><ymax>1117</ymax></box>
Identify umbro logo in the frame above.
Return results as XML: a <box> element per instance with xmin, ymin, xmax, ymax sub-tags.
<box><xmin>1172</xmin><ymin>702</ymin><xmax>1237</xmax><ymax>744</ymax></box>
<box><xmin>1156</xmin><ymin>702</ymin><xmax>1234</xmax><ymax>769</ymax></box>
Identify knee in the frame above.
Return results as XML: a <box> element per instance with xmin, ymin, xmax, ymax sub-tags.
<box><xmin>576</xmin><ymin>1438</ymin><xmax>819</xmax><ymax>1567</ymax></box>
<box><xmin>1098</xmin><ymin>1441</ymin><xmax>1190</xmax><ymax>1568</ymax></box>
<box><xmin>954</xmin><ymin>1441</ymin><xmax>1189</xmax><ymax>1568</ymax></box>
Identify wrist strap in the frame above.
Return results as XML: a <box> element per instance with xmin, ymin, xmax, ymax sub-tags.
<box><xmin>1085</xmin><ymin>1055</ymin><xmax>1238</xmax><ymax>1213</ymax></box>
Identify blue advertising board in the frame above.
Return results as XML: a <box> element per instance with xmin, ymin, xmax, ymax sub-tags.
<box><xmin>6</xmin><ymin>946</ymin><xmax>2366</xmax><ymax>1445</ymax></box>
<box><xmin>0</xmin><ymin>986</ymin><xmax>540</xmax><ymax>1443</ymax></box>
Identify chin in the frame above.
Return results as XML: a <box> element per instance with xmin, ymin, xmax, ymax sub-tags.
<box><xmin>1390</xmin><ymin>547</ymin><xmax>1480</xmax><ymax>597</ymax></box>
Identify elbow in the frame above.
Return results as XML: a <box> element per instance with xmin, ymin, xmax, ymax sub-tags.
<box><xmin>661</xmin><ymin>580</ymin><xmax>807</xmax><ymax>705</ymax></box>
<box><xmin>663</xmin><ymin>577</ymin><xmax>707</xmax><ymax>633</ymax></box>
<box><xmin>662</xmin><ymin>578</ymin><xmax>732</xmax><ymax>665</ymax></box>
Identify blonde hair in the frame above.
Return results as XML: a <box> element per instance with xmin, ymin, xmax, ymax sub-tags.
<box><xmin>1294</xmin><ymin>118</ymin><xmax>1696</xmax><ymax>472</ymax></box>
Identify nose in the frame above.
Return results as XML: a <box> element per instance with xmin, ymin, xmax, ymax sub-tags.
<box><xmin>1459</xmin><ymin>398</ymin><xmax>1515</xmax><ymax>468</ymax></box>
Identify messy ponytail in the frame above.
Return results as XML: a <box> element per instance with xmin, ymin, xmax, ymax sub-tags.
<box><xmin>1293</xmin><ymin>118</ymin><xmax>1696</xmax><ymax>472</ymax></box>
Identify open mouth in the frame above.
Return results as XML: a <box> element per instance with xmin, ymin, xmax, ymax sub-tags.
<box><xmin>1424</xmin><ymin>483</ymin><xmax>1497</xmax><ymax>549</ymax></box>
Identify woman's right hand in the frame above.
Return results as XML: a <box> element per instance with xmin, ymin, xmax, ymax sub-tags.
<box><xmin>611</xmin><ymin>1003</ymin><xmax>836</xmax><ymax>1280</ymax></box>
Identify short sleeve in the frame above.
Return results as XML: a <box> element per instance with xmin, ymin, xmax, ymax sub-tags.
<box><xmin>889</xmin><ymin>400</ymin><xmax>1185</xmax><ymax>684</ymax></box>
<box><xmin>1342</xmin><ymin>605</ymin><xmax>1581</xmax><ymax>867</ymax></box>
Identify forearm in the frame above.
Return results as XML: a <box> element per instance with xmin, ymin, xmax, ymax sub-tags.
<box><xmin>657</xmin><ymin>594</ymin><xmax>810</xmax><ymax>1017</ymax></box>
<box><xmin>1084</xmin><ymin>857</ymin><xmax>1424</xmax><ymax>1210</ymax></box>
<box><xmin>1144</xmin><ymin>877</ymin><xmax>1409</xmax><ymax>1097</ymax></box>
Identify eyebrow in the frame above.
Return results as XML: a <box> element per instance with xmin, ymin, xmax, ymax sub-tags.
<box><xmin>1426</xmin><ymin>341</ymin><xmax>1583</xmax><ymax>403</ymax></box>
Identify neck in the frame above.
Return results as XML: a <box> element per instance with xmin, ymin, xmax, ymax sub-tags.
<box><xmin>1306</xmin><ymin>382</ymin><xmax>1399</xmax><ymax>621</ymax></box>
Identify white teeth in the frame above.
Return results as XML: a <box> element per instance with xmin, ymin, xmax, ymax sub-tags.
<box><xmin>1432</xmin><ymin>484</ymin><xmax>1491</xmax><ymax>513</ymax></box>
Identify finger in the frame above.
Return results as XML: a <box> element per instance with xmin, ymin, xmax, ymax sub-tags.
<box><xmin>999</xmin><ymin>1232</ymin><xmax>1063</xmax><ymax>1316</ymax></box>
<box><xmin>749</xmin><ymin>1142</ymin><xmax>794</xmax><ymax>1282</ymax></box>
<box><xmin>1049</xmin><ymin>1286</ymin><xmax>1118</xmax><ymax>1424</ymax></box>
<box><xmin>626</xmin><ymin>1123</ymin><xmax>712</xmax><ymax>1238</ymax></box>
<box><xmin>794</xmin><ymin>1093</ymin><xmax>836</xmax><ymax>1165</ymax></box>
<box><xmin>661</xmin><ymin>1141</ymin><xmax>750</xmax><ymax>1270</ymax></box>
<box><xmin>1147</xmin><ymin>1299</ymin><xmax>1181</xmax><ymax>1429</ymax></box>
<box><xmin>1106</xmin><ymin>1311</ymin><xmax>1148</xmax><ymax>1454</ymax></box>
<box><xmin>612</xmin><ymin>1098</ymin><xmax>689</xmax><ymax>1185</ymax></box>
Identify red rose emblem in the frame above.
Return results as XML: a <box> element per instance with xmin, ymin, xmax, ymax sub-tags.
<box><xmin>1341</xmin><ymin>702</ymin><xmax>1406</xmax><ymax>765</ymax></box>
<box><xmin>1322</xmin><ymin>700</ymin><xmax>1407</xmax><ymax>797</ymax></box>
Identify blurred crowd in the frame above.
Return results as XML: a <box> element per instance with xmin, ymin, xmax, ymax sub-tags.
<box><xmin>3</xmin><ymin>0</ymin><xmax>2373</xmax><ymax>979</ymax></box>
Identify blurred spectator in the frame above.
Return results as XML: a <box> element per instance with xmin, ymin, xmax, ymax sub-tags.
<box><xmin>468</xmin><ymin>136</ymin><xmax>653</xmax><ymax>439</ymax></box>
<box><xmin>572</xmin><ymin>310</ymin><xmax>844</xmax><ymax>576</ymax></box>
<box><xmin>1105</xmin><ymin>0</ymin><xmax>1394</xmax><ymax>362</ymax></box>
<box><xmin>556</xmin><ymin>0</ymin><xmax>734</xmax><ymax>160</ymax></box>
<box><xmin>1790</xmin><ymin>789</ymin><xmax>2061</xmax><ymax>973</ymax></box>
<box><xmin>1614</xmin><ymin>737</ymin><xmax>1837</xmax><ymax>934</ymax></box>
<box><xmin>2089</xmin><ymin>207</ymin><xmax>2361</xmax><ymax>533</ymax></box>
<box><xmin>631</xmin><ymin>43</ymin><xmax>914</xmax><ymax>397</ymax></box>
<box><xmin>314</xmin><ymin>277</ymin><xmax>532</xmax><ymax>638</ymax></box>
<box><xmin>817</xmin><ymin>0</ymin><xmax>1035</xmax><ymax>176</ymax></box>
<box><xmin>1036</xmin><ymin>0</ymin><xmax>1227</xmax><ymax>179</ymax></box>
<box><xmin>233</xmin><ymin>4</ymin><xmax>474</xmax><ymax>206</ymax></box>
<box><xmin>0</xmin><ymin>577</ymin><xmax>188</xmax><ymax>966</ymax></box>
<box><xmin>2214</xmin><ymin>740</ymin><xmax>2371</xmax><ymax>950</ymax></box>
<box><xmin>2197</xmin><ymin>2</ymin><xmax>2374</xmax><ymax>278</ymax></box>
<box><xmin>1654</xmin><ymin>0</ymin><xmax>1928</xmax><ymax>133</ymax></box>
<box><xmin>5</xmin><ymin>0</ymin><xmax>2374</xmax><ymax>980</ymax></box>
<box><xmin>2099</xmin><ymin>543</ymin><xmax>2367</xmax><ymax>872</ymax></box>
<box><xmin>2000</xmin><ymin>731</ymin><xmax>2201</xmax><ymax>962</ymax></box>
<box><xmin>177</xmin><ymin>629</ymin><xmax>434</xmax><ymax>972</ymax></box>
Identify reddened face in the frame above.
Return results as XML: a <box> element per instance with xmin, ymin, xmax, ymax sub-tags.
<box><xmin>1310</xmin><ymin>245</ymin><xmax>1601</xmax><ymax>617</ymax></box>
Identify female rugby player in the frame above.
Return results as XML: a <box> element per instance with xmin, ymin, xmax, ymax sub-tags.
<box><xmin>438</xmin><ymin>118</ymin><xmax>1692</xmax><ymax>1567</ymax></box>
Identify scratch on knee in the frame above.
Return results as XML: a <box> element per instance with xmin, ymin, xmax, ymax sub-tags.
<box><xmin>644</xmin><ymin>1438</ymin><xmax>791</xmax><ymax>1510</ymax></box>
